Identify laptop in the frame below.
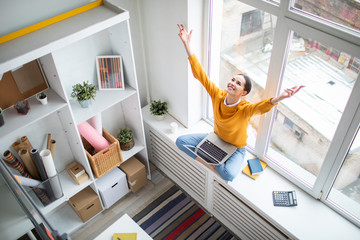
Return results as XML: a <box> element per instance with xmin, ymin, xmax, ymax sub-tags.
<box><xmin>184</xmin><ymin>132</ymin><xmax>237</xmax><ymax>165</ymax></box>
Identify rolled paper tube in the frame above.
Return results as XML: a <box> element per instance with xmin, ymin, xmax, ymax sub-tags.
<box><xmin>50</xmin><ymin>139</ymin><xmax>56</xmax><ymax>158</ymax></box>
<box><xmin>2</xmin><ymin>150</ymin><xmax>30</xmax><ymax>178</ymax></box>
<box><xmin>14</xmin><ymin>175</ymin><xmax>42</xmax><ymax>187</ymax></box>
<box><xmin>77</xmin><ymin>121</ymin><xmax>110</xmax><ymax>152</ymax></box>
<box><xmin>90</xmin><ymin>114</ymin><xmax>103</xmax><ymax>134</ymax></box>
<box><xmin>40</xmin><ymin>149</ymin><xmax>62</xmax><ymax>199</ymax></box>
<box><xmin>21</xmin><ymin>136</ymin><xmax>33</xmax><ymax>151</ymax></box>
<box><xmin>47</xmin><ymin>133</ymin><xmax>51</xmax><ymax>150</ymax></box>
<box><xmin>18</xmin><ymin>149</ymin><xmax>41</xmax><ymax>180</ymax></box>
<box><xmin>30</xmin><ymin>149</ymin><xmax>48</xmax><ymax>181</ymax></box>
<box><xmin>12</xmin><ymin>136</ymin><xmax>33</xmax><ymax>152</ymax></box>
<box><xmin>11</xmin><ymin>141</ymin><xmax>21</xmax><ymax>152</ymax></box>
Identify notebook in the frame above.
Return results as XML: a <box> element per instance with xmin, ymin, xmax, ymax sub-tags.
<box><xmin>184</xmin><ymin>132</ymin><xmax>237</xmax><ymax>165</ymax></box>
<box><xmin>247</xmin><ymin>157</ymin><xmax>264</xmax><ymax>175</ymax></box>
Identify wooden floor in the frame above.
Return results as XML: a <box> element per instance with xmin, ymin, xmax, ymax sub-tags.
<box><xmin>70</xmin><ymin>165</ymin><xmax>174</xmax><ymax>240</ymax></box>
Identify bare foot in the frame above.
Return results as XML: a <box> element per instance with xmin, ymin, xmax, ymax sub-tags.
<box><xmin>195</xmin><ymin>157</ymin><xmax>220</xmax><ymax>176</ymax></box>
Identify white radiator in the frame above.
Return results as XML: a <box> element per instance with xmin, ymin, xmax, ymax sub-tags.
<box><xmin>149</xmin><ymin>130</ymin><xmax>207</xmax><ymax>202</ymax></box>
<box><xmin>213</xmin><ymin>181</ymin><xmax>291</xmax><ymax>240</ymax></box>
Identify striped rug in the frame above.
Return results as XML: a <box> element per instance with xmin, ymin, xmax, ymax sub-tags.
<box><xmin>133</xmin><ymin>186</ymin><xmax>238</xmax><ymax>240</ymax></box>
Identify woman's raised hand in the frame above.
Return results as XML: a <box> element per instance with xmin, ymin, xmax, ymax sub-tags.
<box><xmin>281</xmin><ymin>85</ymin><xmax>305</xmax><ymax>99</ymax></box>
<box><xmin>177</xmin><ymin>24</ymin><xmax>194</xmax><ymax>57</ymax></box>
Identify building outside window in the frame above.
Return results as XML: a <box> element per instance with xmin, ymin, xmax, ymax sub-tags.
<box><xmin>207</xmin><ymin>0</ymin><xmax>360</xmax><ymax>226</ymax></box>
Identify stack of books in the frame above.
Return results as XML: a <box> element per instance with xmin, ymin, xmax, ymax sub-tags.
<box><xmin>242</xmin><ymin>157</ymin><xmax>267</xmax><ymax>180</ymax></box>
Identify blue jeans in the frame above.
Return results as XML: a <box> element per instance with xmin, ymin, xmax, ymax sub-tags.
<box><xmin>175</xmin><ymin>133</ymin><xmax>246</xmax><ymax>181</ymax></box>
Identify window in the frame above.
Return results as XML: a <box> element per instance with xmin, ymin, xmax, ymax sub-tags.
<box><xmin>327</xmin><ymin>128</ymin><xmax>360</xmax><ymax>221</ymax></box>
<box><xmin>293</xmin><ymin>0</ymin><xmax>360</xmax><ymax>33</ymax></box>
<box><xmin>208</xmin><ymin>0</ymin><xmax>360</xmax><ymax>226</ymax></box>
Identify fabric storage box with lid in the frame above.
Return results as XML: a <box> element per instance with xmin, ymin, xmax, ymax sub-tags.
<box><xmin>81</xmin><ymin>128</ymin><xmax>123</xmax><ymax>178</ymax></box>
<box><xmin>119</xmin><ymin>156</ymin><xmax>147</xmax><ymax>193</ymax></box>
<box><xmin>96</xmin><ymin>167</ymin><xmax>129</xmax><ymax>209</ymax></box>
<box><xmin>68</xmin><ymin>186</ymin><xmax>103</xmax><ymax>222</ymax></box>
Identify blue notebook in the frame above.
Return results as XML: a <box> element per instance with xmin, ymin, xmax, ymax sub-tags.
<box><xmin>247</xmin><ymin>157</ymin><xmax>264</xmax><ymax>175</ymax></box>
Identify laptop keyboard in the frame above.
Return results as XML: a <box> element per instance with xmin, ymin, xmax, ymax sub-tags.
<box><xmin>199</xmin><ymin>140</ymin><xmax>228</xmax><ymax>162</ymax></box>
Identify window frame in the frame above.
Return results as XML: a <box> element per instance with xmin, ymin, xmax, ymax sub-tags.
<box><xmin>206</xmin><ymin>0</ymin><xmax>360</xmax><ymax>226</ymax></box>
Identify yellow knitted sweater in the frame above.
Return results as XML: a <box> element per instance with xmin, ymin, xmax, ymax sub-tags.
<box><xmin>189</xmin><ymin>54</ymin><xmax>277</xmax><ymax>148</ymax></box>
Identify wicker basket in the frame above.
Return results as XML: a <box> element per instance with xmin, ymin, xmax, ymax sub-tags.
<box><xmin>81</xmin><ymin>128</ymin><xmax>123</xmax><ymax>178</ymax></box>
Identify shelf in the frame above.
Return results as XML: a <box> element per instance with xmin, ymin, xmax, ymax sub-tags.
<box><xmin>46</xmin><ymin>202</ymin><xmax>95</xmax><ymax>236</ymax></box>
<box><xmin>27</xmin><ymin>170</ymin><xmax>92</xmax><ymax>216</ymax></box>
<box><xmin>71</xmin><ymin>86</ymin><xmax>137</xmax><ymax>124</ymax></box>
<box><xmin>0</xmin><ymin>89</ymin><xmax>67</xmax><ymax>138</ymax></box>
<box><xmin>59</xmin><ymin>169</ymin><xmax>92</xmax><ymax>199</ymax></box>
<box><xmin>121</xmin><ymin>139</ymin><xmax>145</xmax><ymax>162</ymax></box>
<box><xmin>0</xmin><ymin>4</ymin><xmax>128</xmax><ymax>73</ymax></box>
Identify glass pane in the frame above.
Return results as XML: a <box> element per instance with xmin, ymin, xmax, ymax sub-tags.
<box><xmin>267</xmin><ymin>32</ymin><xmax>359</xmax><ymax>186</ymax></box>
<box><xmin>327</xmin><ymin>128</ymin><xmax>360</xmax><ymax>221</ymax></box>
<box><xmin>293</xmin><ymin>0</ymin><xmax>360</xmax><ymax>33</ymax></box>
<box><xmin>209</xmin><ymin>0</ymin><xmax>277</xmax><ymax>148</ymax></box>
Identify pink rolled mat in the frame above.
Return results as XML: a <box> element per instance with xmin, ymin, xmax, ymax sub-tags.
<box><xmin>77</xmin><ymin>121</ymin><xmax>110</xmax><ymax>152</ymax></box>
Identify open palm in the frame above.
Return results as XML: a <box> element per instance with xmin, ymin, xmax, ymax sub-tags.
<box><xmin>177</xmin><ymin>24</ymin><xmax>192</xmax><ymax>47</ymax></box>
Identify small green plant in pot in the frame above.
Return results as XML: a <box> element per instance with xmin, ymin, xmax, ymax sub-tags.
<box><xmin>150</xmin><ymin>99</ymin><xmax>168</xmax><ymax>120</ymax></box>
<box><xmin>71</xmin><ymin>81</ymin><xmax>97</xmax><ymax>108</ymax></box>
<box><xmin>117</xmin><ymin>128</ymin><xmax>134</xmax><ymax>151</ymax></box>
<box><xmin>36</xmin><ymin>92</ymin><xmax>47</xmax><ymax>105</ymax></box>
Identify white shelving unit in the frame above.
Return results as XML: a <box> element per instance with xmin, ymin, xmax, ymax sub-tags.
<box><xmin>0</xmin><ymin>1</ymin><xmax>149</xmax><ymax>238</ymax></box>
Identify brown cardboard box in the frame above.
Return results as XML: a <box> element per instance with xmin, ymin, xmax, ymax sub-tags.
<box><xmin>119</xmin><ymin>156</ymin><xmax>147</xmax><ymax>193</ymax></box>
<box><xmin>68</xmin><ymin>186</ymin><xmax>102</xmax><ymax>222</ymax></box>
<box><xmin>66</xmin><ymin>162</ymin><xmax>89</xmax><ymax>185</ymax></box>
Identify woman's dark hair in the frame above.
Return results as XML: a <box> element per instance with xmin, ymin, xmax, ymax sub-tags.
<box><xmin>238</xmin><ymin>73</ymin><xmax>252</xmax><ymax>95</ymax></box>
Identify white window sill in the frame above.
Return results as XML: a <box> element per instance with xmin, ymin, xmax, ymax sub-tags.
<box><xmin>142</xmin><ymin>106</ymin><xmax>360</xmax><ymax>239</ymax></box>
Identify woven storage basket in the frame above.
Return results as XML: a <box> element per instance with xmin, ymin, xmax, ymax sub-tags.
<box><xmin>81</xmin><ymin>128</ymin><xmax>123</xmax><ymax>178</ymax></box>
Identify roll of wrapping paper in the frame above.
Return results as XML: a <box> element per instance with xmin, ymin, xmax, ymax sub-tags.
<box><xmin>18</xmin><ymin>148</ymin><xmax>41</xmax><ymax>180</ymax></box>
<box><xmin>77</xmin><ymin>121</ymin><xmax>110</xmax><ymax>152</ymax></box>
<box><xmin>90</xmin><ymin>114</ymin><xmax>103</xmax><ymax>134</ymax></box>
<box><xmin>50</xmin><ymin>139</ymin><xmax>56</xmax><ymax>158</ymax></box>
<box><xmin>33</xmin><ymin>187</ymin><xmax>52</xmax><ymax>206</ymax></box>
<box><xmin>40</xmin><ymin>149</ymin><xmax>62</xmax><ymax>199</ymax></box>
<box><xmin>30</xmin><ymin>149</ymin><xmax>48</xmax><ymax>181</ymax></box>
<box><xmin>2</xmin><ymin>150</ymin><xmax>31</xmax><ymax>178</ymax></box>
<box><xmin>14</xmin><ymin>175</ymin><xmax>42</xmax><ymax>187</ymax></box>
<box><xmin>11</xmin><ymin>136</ymin><xmax>33</xmax><ymax>152</ymax></box>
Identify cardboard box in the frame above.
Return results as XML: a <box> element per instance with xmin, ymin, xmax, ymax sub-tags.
<box><xmin>66</xmin><ymin>162</ymin><xmax>89</xmax><ymax>185</ymax></box>
<box><xmin>96</xmin><ymin>167</ymin><xmax>129</xmax><ymax>209</ymax></box>
<box><xmin>119</xmin><ymin>157</ymin><xmax>147</xmax><ymax>193</ymax></box>
<box><xmin>68</xmin><ymin>186</ymin><xmax>102</xmax><ymax>222</ymax></box>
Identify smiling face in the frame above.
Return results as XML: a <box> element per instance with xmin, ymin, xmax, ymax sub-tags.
<box><xmin>226</xmin><ymin>74</ymin><xmax>248</xmax><ymax>99</ymax></box>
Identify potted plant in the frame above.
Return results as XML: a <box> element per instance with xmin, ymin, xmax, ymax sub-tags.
<box><xmin>36</xmin><ymin>92</ymin><xmax>48</xmax><ymax>105</ymax></box>
<box><xmin>71</xmin><ymin>81</ymin><xmax>97</xmax><ymax>108</ymax></box>
<box><xmin>14</xmin><ymin>100</ymin><xmax>30</xmax><ymax>115</ymax></box>
<box><xmin>117</xmin><ymin>128</ymin><xmax>134</xmax><ymax>151</ymax></box>
<box><xmin>0</xmin><ymin>108</ymin><xmax>4</xmax><ymax>127</ymax></box>
<box><xmin>150</xmin><ymin>99</ymin><xmax>168</xmax><ymax>120</ymax></box>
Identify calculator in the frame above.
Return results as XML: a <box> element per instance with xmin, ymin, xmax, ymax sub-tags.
<box><xmin>272</xmin><ymin>191</ymin><xmax>297</xmax><ymax>207</ymax></box>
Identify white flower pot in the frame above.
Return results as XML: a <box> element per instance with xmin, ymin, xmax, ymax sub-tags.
<box><xmin>79</xmin><ymin>99</ymin><xmax>92</xmax><ymax>108</ymax></box>
<box><xmin>36</xmin><ymin>94</ymin><xmax>48</xmax><ymax>105</ymax></box>
<box><xmin>155</xmin><ymin>114</ymin><xmax>165</xmax><ymax>121</ymax></box>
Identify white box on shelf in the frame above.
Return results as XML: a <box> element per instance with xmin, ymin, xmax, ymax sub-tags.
<box><xmin>96</xmin><ymin>167</ymin><xmax>129</xmax><ymax>209</ymax></box>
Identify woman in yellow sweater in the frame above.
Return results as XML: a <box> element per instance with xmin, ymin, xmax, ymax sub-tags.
<box><xmin>176</xmin><ymin>24</ymin><xmax>303</xmax><ymax>181</ymax></box>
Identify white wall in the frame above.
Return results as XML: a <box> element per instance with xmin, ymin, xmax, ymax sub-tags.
<box><xmin>110</xmin><ymin>0</ymin><xmax>150</xmax><ymax>107</ymax></box>
<box><xmin>138</xmin><ymin>0</ymin><xmax>205</xmax><ymax>127</ymax></box>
